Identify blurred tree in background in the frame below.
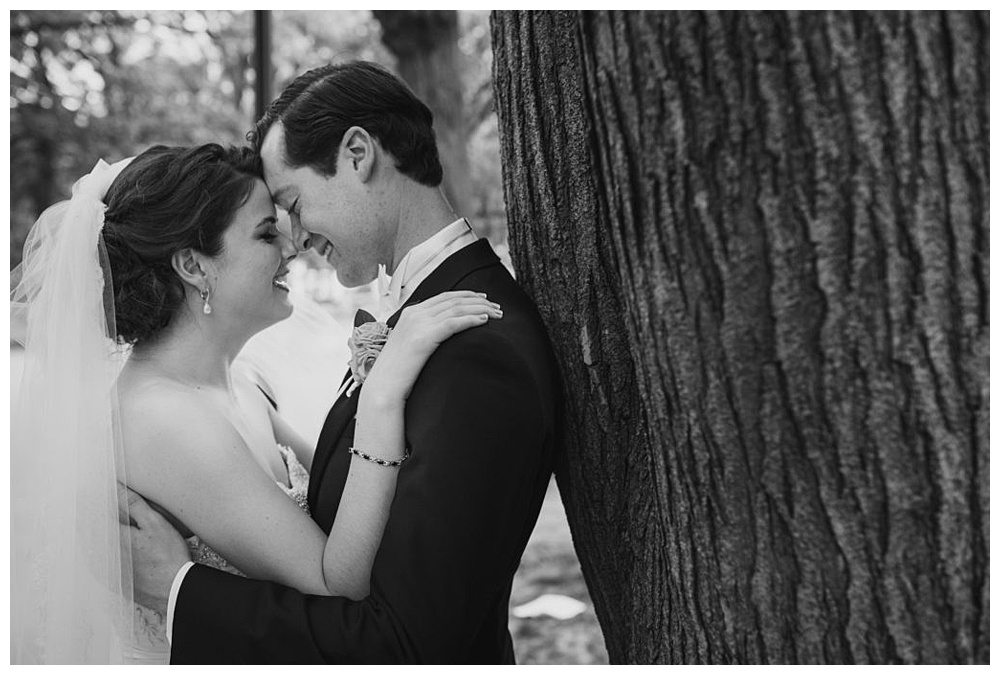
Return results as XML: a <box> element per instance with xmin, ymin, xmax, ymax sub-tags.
<box><xmin>10</xmin><ymin>10</ymin><xmax>505</xmax><ymax>269</ymax></box>
<box><xmin>374</xmin><ymin>11</ymin><xmax>470</xmax><ymax>219</ymax></box>
<box><xmin>11</xmin><ymin>10</ymin><xmax>251</xmax><ymax>267</ymax></box>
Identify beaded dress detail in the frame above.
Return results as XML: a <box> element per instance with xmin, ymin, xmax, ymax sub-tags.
<box><xmin>128</xmin><ymin>445</ymin><xmax>310</xmax><ymax>663</ymax></box>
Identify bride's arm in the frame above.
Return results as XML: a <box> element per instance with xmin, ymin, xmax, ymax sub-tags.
<box><xmin>123</xmin><ymin>395</ymin><xmax>332</xmax><ymax>595</ymax></box>
<box><xmin>318</xmin><ymin>292</ymin><xmax>503</xmax><ymax>597</ymax></box>
<box><xmin>125</xmin><ymin>291</ymin><xmax>501</xmax><ymax>600</ymax></box>
<box><xmin>126</xmin><ymin>391</ymin><xmax>400</xmax><ymax>600</ymax></box>
<box><xmin>260</xmin><ymin>383</ymin><xmax>407</xmax><ymax>599</ymax></box>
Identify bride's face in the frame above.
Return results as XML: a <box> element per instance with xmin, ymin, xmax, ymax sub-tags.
<box><xmin>208</xmin><ymin>178</ymin><xmax>296</xmax><ymax>333</ymax></box>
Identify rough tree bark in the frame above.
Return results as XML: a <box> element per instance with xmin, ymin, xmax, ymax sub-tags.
<box><xmin>374</xmin><ymin>10</ymin><xmax>474</xmax><ymax>217</ymax></box>
<box><xmin>491</xmin><ymin>10</ymin><xmax>988</xmax><ymax>664</ymax></box>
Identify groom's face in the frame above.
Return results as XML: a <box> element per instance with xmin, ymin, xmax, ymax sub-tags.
<box><xmin>260</xmin><ymin>124</ymin><xmax>383</xmax><ymax>288</ymax></box>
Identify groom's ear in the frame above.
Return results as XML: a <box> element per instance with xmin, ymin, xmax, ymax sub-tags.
<box><xmin>342</xmin><ymin>126</ymin><xmax>375</xmax><ymax>182</ymax></box>
<box><xmin>171</xmin><ymin>248</ymin><xmax>209</xmax><ymax>289</ymax></box>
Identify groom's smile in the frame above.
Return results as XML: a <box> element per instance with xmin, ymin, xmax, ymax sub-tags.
<box><xmin>259</xmin><ymin>121</ymin><xmax>388</xmax><ymax>289</ymax></box>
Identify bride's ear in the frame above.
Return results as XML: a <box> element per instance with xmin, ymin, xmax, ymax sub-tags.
<box><xmin>171</xmin><ymin>248</ymin><xmax>210</xmax><ymax>292</ymax></box>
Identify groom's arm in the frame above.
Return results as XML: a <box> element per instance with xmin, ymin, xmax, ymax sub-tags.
<box><xmin>171</xmin><ymin>327</ymin><xmax>554</xmax><ymax>663</ymax></box>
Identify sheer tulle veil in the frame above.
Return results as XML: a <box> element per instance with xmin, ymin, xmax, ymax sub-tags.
<box><xmin>10</xmin><ymin>157</ymin><xmax>138</xmax><ymax>663</ymax></box>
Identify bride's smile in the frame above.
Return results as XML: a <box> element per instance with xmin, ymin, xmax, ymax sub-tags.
<box><xmin>272</xmin><ymin>268</ymin><xmax>291</xmax><ymax>292</ymax></box>
<box><xmin>208</xmin><ymin>178</ymin><xmax>297</xmax><ymax>332</ymax></box>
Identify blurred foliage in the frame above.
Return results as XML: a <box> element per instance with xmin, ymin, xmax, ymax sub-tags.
<box><xmin>10</xmin><ymin>10</ymin><xmax>504</xmax><ymax>269</ymax></box>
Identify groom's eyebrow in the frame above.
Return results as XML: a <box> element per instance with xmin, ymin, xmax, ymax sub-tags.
<box><xmin>256</xmin><ymin>216</ymin><xmax>278</xmax><ymax>228</ymax></box>
<box><xmin>271</xmin><ymin>187</ymin><xmax>290</xmax><ymax>208</ymax></box>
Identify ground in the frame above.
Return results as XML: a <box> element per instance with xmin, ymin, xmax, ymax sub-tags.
<box><xmin>510</xmin><ymin>478</ymin><xmax>608</xmax><ymax>664</ymax></box>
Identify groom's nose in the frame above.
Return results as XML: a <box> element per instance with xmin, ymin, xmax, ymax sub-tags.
<box><xmin>289</xmin><ymin>216</ymin><xmax>312</xmax><ymax>252</ymax></box>
<box><xmin>278</xmin><ymin>232</ymin><xmax>298</xmax><ymax>261</ymax></box>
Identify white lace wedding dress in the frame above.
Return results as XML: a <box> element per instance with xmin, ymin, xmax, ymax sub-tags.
<box><xmin>126</xmin><ymin>445</ymin><xmax>310</xmax><ymax>664</ymax></box>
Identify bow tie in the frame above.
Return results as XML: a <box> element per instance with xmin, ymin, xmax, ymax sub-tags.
<box><xmin>354</xmin><ymin>307</ymin><xmax>378</xmax><ymax>327</ymax></box>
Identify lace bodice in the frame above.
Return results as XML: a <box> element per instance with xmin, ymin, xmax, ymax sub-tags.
<box><xmin>129</xmin><ymin>445</ymin><xmax>310</xmax><ymax>663</ymax></box>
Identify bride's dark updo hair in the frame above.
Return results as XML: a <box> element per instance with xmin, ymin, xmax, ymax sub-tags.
<box><xmin>102</xmin><ymin>144</ymin><xmax>262</xmax><ymax>345</ymax></box>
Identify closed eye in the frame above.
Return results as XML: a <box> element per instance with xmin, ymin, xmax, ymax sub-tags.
<box><xmin>257</xmin><ymin>216</ymin><xmax>279</xmax><ymax>243</ymax></box>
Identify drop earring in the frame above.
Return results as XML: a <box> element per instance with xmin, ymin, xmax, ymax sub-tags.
<box><xmin>200</xmin><ymin>287</ymin><xmax>212</xmax><ymax>315</ymax></box>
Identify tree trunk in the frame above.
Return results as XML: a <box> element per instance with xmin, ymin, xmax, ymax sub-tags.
<box><xmin>491</xmin><ymin>10</ymin><xmax>988</xmax><ymax>664</ymax></box>
<box><xmin>374</xmin><ymin>10</ymin><xmax>474</xmax><ymax>218</ymax></box>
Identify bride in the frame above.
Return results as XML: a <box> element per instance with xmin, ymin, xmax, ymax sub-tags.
<box><xmin>10</xmin><ymin>144</ymin><xmax>502</xmax><ymax>664</ymax></box>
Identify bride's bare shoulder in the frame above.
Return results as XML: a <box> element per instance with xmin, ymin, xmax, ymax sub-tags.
<box><xmin>118</xmin><ymin>372</ymin><xmax>211</xmax><ymax>430</ymax></box>
<box><xmin>116</xmin><ymin>371</ymin><xmax>263</xmax><ymax>537</ymax></box>
<box><xmin>117</xmin><ymin>372</ymin><xmax>243</xmax><ymax>481</ymax></box>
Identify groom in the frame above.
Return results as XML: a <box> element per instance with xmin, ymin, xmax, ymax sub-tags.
<box><xmin>126</xmin><ymin>61</ymin><xmax>561</xmax><ymax>663</ymax></box>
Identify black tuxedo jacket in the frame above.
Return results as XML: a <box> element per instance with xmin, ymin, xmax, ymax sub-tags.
<box><xmin>171</xmin><ymin>240</ymin><xmax>560</xmax><ymax>663</ymax></box>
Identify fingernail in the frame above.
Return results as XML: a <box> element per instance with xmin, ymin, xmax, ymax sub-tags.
<box><xmin>477</xmin><ymin>292</ymin><xmax>488</xmax><ymax>298</ymax></box>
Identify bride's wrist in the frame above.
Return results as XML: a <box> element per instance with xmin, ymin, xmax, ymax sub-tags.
<box><xmin>358</xmin><ymin>381</ymin><xmax>406</xmax><ymax>413</ymax></box>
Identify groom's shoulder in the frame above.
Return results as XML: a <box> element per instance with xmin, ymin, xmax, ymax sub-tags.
<box><xmin>455</xmin><ymin>261</ymin><xmax>546</xmax><ymax>328</ymax></box>
<box><xmin>461</xmin><ymin>269</ymin><xmax>553</xmax><ymax>361</ymax></box>
<box><xmin>428</xmin><ymin>271</ymin><xmax>556</xmax><ymax>386</ymax></box>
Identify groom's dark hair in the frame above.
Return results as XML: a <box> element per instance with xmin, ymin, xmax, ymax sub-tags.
<box><xmin>248</xmin><ymin>61</ymin><xmax>443</xmax><ymax>187</ymax></box>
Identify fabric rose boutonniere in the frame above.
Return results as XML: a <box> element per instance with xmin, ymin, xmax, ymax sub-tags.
<box><xmin>345</xmin><ymin>308</ymin><xmax>391</xmax><ymax>397</ymax></box>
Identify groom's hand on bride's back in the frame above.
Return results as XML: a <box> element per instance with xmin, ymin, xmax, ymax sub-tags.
<box><xmin>117</xmin><ymin>483</ymin><xmax>192</xmax><ymax>615</ymax></box>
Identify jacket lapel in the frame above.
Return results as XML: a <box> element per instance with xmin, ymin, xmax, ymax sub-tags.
<box><xmin>307</xmin><ymin>369</ymin><xmax>357</xmax><ymax>509</ymax></box>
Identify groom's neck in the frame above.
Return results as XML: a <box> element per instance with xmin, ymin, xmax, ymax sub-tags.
<box><xmin>388</xmin><ymin>182</ymin><xmax>460</xmax><ymax>275</ymax></box>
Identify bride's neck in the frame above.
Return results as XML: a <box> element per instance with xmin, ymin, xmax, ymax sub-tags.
<box><xmin>129</xmin><ymin>311</ymin><xmax>248</xmax><ymax>390</ymax></box>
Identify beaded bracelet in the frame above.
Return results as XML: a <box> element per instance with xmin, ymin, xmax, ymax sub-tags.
<box><xmin>348</xmin><ymin>446</ymin><xmax>411</xmax><ymax>467</ymax></box>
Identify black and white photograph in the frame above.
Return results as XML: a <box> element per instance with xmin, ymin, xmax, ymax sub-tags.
<box><xmin>8</xmin><ymin>9</ymin><xmax>990</xmax><ymax>665</ymax></box>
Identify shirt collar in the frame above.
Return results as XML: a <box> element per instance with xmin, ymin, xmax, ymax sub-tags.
<box><xmin>376</xmin><ymin>218</ymin><xmax>477</xmax><ymax>317</ymax></box>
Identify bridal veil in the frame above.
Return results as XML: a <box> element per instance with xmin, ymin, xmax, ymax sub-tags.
<box><xmin>10</xmin><ymin>158</ymin><xmax>138</xmax><ymax>663</ymax></box>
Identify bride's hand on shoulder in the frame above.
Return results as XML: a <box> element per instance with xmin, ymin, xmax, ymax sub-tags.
<box><xmin>362</xmin><ymin>291</ymin><xmax>502</xmax><ymax>405</ymax></box>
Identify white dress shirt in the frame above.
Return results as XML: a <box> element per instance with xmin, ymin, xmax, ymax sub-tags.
<box><xmin>165</xmin><ymin>217</ymin><xmax>479</xmax><ymax>643</ymax></box>
<box><xmin>376</xmin><ymin>217</ymin><xmax>479</xmax><ymax>320</ymax></box>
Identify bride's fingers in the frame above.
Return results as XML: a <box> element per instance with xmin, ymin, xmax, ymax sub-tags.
<box><xmin>434</xmin><ymin>301</ymin><xmax>503</xmax><ymax>335</ymax></box>
<box><xmin>389</xmin><ymin>294</ymin><xmax>500</xmax><ymax>348</ymax></box>
<box><xmin>434</xmin><ymin>298</ymin><xmax>502</xmax><ymax>321</ymax></box>
<box><xmin>416</xmin><ymin>290</ymin><xmax>489</xmax><ymax>312</ymax></box>
<box><xmin>426</xmin><ymin>297</ymin><xmax>501</xmax><ymax>320</ymax></box>
<box><xmin>439</xmin><ymin>313</ymin><xmax>492</xmax><ymax>336</ymax></box>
